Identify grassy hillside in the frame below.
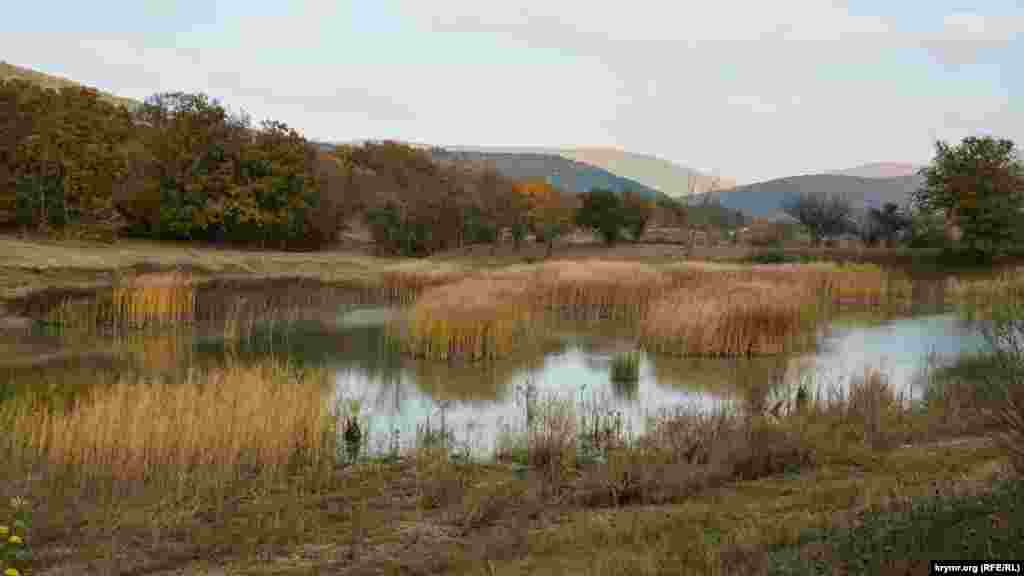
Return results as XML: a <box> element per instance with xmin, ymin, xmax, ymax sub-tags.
<box><xmin>0</xmin><ymin>60</ymin><xmax>139</xmax><ymax>110</ymax></box>
<box><xmin>689</xmin><ymin>173</ymin><xmax>923</xmax><ymax>219</ymax></box>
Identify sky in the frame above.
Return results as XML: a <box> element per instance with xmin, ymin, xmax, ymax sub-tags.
<box><xmin>2</xmin><ymin>0</ymin><xmax>1022</xmax><ymax>184</ymax></box>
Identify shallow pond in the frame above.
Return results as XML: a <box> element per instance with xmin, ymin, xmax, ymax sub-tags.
<box><xmin>0</xmin><ymin>279</ymin><xmax>991</xmax><ymax>457</ymax></box>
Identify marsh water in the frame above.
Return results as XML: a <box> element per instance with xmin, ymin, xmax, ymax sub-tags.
<box><xmin>0</xmin><ymin>276</ymin><xmax>992</xmax><ymax>457</ymax></box>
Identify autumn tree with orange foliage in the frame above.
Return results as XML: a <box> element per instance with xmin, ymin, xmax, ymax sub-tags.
<box><xmin>514</xmin><ymin>179</ymin><xmax>574</xmax><ymax>257</ymax></box>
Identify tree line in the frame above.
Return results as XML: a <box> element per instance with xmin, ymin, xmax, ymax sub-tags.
<box><xmin>1</xmin><ymin>79</ymin><xmax>676</xmax><ymax>254</ymax></box>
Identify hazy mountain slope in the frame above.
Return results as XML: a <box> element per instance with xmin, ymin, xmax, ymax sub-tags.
<box><xmin>429</xmin><ymin>148</ymin><xmax>669</xmax><ymax>200</ymax></box>
<box><xmin>559</xmin><ymin>147</ymin><xmax>736</xmax><ymax>197</ymax></box>
<box><xmin>689</xmin><ymin>174</ymin><xmax>923</xmax><ymax>219</ymax></box>
<box><xmin>828</xmin><ymin>162</ymin><xmax>922</xmax><ymax>179</ymax></box>
<box><xmin>442</xmin><ymin>144</ymin><xmax>733</xmax><ymax>198</ymax></box>
<box><xmin>0</xmin><ymin>61</ymin><xmax>139</xmax><ymax>110</ymax></box>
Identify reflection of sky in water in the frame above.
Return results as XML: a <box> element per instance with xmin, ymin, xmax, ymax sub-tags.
<box><xmin>803</xmin><ymin>314</ymin><xmax>988</xmax><ymax>400</ymax></box>
<box><xmin>335</xmin><ymin>348</ymin><xmax>728</xmax><ymax>456</ymax></box>
<box><xmin>333</xmin><ymin>313</ymin><xmax>987</xmax><ymax>456</ymax></box>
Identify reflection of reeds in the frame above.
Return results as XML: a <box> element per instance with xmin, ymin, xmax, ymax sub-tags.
<box><xmin>410</xmin><ymin>352</ymin><xmax>543</xmax><ymax>402</ymax></box>
<box><xmin>641</xmin><ymin>282</ymin><xmax>815</xmax><ymax>357</ymax></box>
<box><xmin>45</xmin><ymin>272</ymin><xmax>196</xmax><ymax>331</ymax></box>
<box><xmin>3</xmin><ymin>361</ymin><xmax>337</xmax><ymax>496</ymax></box>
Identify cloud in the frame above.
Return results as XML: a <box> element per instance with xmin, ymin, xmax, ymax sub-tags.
<box><xmin>923</xmin><ymin>12</ymin><xmax>1024</xmax><ymax>65</ymax></box>
<box><xmin>402</xmin><ymin>0</ymin><xmax>892</xmax><ymax>45</ymax></box>
<box><xmin>3</xmin><ymin>1</ymin><xmax>1020</xmax><ymax>184</ymax></box>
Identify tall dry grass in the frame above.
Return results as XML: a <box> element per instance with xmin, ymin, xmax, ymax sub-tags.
<box><xmin>2</xmin><ymin>361</ymin><xmax>338</xmax><ymax>498</ymax></box>
<box><xmin>404</xmin><ymin>276</ymin><xmax>535</xmax><ymax>361</ymax></box>
<box><xmin>380</xmin><ymin>266</ymin><xmax>470</xmax><ymax>305</ymax></box>
<box><xmin>400</xmin><ymin>259</ymin><xmax>919</xmax><ymax>360</ymax></box>
<box><xmin>533</xmin><ymin>261</ymin><xmax>674</xmax><ymax>320</ymax></box>
<box><xmin>641</xmin><ymin>282</ymin><xmax>816</xmax><ymax>357</ymax></box>
<box><xmin>948</xmin><ymin>268</ymin><xmax>1024</xmax><ymax>309</ymax></box>
<box><xmin>820</xmin><ymin>264</ymin><xmax>913</xmax><ymax>307</ymax></box>
<box><xmin>796</xmin><ymin>367</ymin><xmax>913</xmax><ymax>453</ymax></box>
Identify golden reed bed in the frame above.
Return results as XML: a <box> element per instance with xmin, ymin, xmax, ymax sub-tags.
<box><xmin>45</xmin><ymin>271</ymin><xmax>197</xmax><ymax>331</ymax></box>
<box><xmin>640</xmin><ymin>281</ymin><xmax>816</xmax><ymax>357</ymax></box>
<box><xmin>400</xmin><ymin>261</ymin><xmax>889</xmax><ymax>361</ymax></box>
<box><xmin>4</xmin><ymin>361</ymin><xmax>335</xmax><ymax>491</ymax></box>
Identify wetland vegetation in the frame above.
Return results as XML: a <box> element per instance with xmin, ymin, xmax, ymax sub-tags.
<box><xmin>0</xmin><ymin>254</ymin><xmax>1022</xmax><ymax>575</ymax></box>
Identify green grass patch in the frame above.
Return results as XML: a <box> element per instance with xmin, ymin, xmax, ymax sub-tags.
<box><xmin>768</xmin><ymin>477</ymin><xmax>1024</xmax><ymax>575</ymax></box>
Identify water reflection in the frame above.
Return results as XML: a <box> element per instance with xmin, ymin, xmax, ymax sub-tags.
<box><xmin>1</xmin><ymin>296</ymin><xmax>991</xmax><ymax>457</ymax></box>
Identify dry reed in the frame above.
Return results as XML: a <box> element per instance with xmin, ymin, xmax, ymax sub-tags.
<box><xmin>3</xmin><ymin>361</ymin><xmax>337</xmax><ymax>495</ymax></box>
<box><xmin>404</xmin><ymin>277</ymin><xmax>535</xmax><ymax>361</ymax></box>
<box><xmin>796</xmin><ymin>367</ymin><xmax>913</xmax><ymax>454</ymax></box>
<box><xmin>380</xmin><ymin>267</ymin><xmax>469</xmax><ymax>305</ymax></box>
<box><xmin>948</xmin><ymin>268</ymin><xmax>1024</xmax><ymax>308</ymax></box>
<box><xmin>533</xmin><ymin>261</ymin><xmax>674</xmax><ymax>319</ymax></box>
<box><xmin>640</xmin><ymin>282</ymin><xmax>816</xmax><ymax>357</ymax></box>
<box><xmin>400</xmin><ymin>259</ymin><xmax>917</xmax><ymax>360</ymax></box>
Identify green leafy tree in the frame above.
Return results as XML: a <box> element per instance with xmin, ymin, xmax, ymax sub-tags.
<box><xmin>781</xmin><ymin>193</ymin><xmax>854</xmax><ymax>246</ymax></box>
<box><xmin>913</xmin><ymin>136</ymin><xmax>1024</xmax><ymax>259</ymax></box>
<box><xmin>576</xmin><ymin>188</ymin><xmax>624</xmax><ymax>245</ymax></box>
<box><xmin>621</xmin><ymin>190</ymin><xmax>654</xmax><ymax>241</ymax></box>
<box><xmin>869</xmin><ymin>202</ymin><xmax>911</xmax><ymax>247</ymax></box>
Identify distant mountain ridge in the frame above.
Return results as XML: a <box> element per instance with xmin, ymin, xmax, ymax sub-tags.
<box><xmin>689</xmin><ymin>173</ymin><xmax>923</xmax><ymax>220</ymax></box>
<box><xmin>827</xmin><ymin>162</ymin><xmax>923</xmax><ymax>179</ymax></box>
<box><xmin>428</xmin><ymin>148</ymin><xmax>670</xmax><ymax>201</ymax></box>
<box><xmin>440</xmin><ymin>144</ymin><xmax>733</xmax><ymax>198</ymax></box>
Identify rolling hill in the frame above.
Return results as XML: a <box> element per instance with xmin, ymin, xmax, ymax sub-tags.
<box><xmin>1</xmin><ymin>60</ymin><xmax>140</xmax><ymax>110</ymax></box>
<box><xmin>439</xmin><ymin>145</ymin><xmax>733</xmax><ymax>198</ymax></box>
<box><xmin>827</xmin><ymin>162</ymin><xmax>922</xmax><ymax>179</ymax></box>
<box><xmin>687</xmin><ymin>173</ymin><xmax>923</xmax><ymax>219</ymax></box>
<box><xmin>559</xmin><ymin>147</ymin><xmax>736</xmax><ymax>197</ymax></box>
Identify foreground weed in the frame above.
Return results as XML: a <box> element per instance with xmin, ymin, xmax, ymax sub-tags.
<box><xmin>0</xmin><ymin>497</ymin><xmax>31</xmax><ymax>576</ymax></box>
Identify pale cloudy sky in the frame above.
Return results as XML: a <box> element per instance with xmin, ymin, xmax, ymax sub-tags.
<box><xmin>3</xmin><ymin>0</ymin><xmax>1021</xmax><ymax>184</ymax></box>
